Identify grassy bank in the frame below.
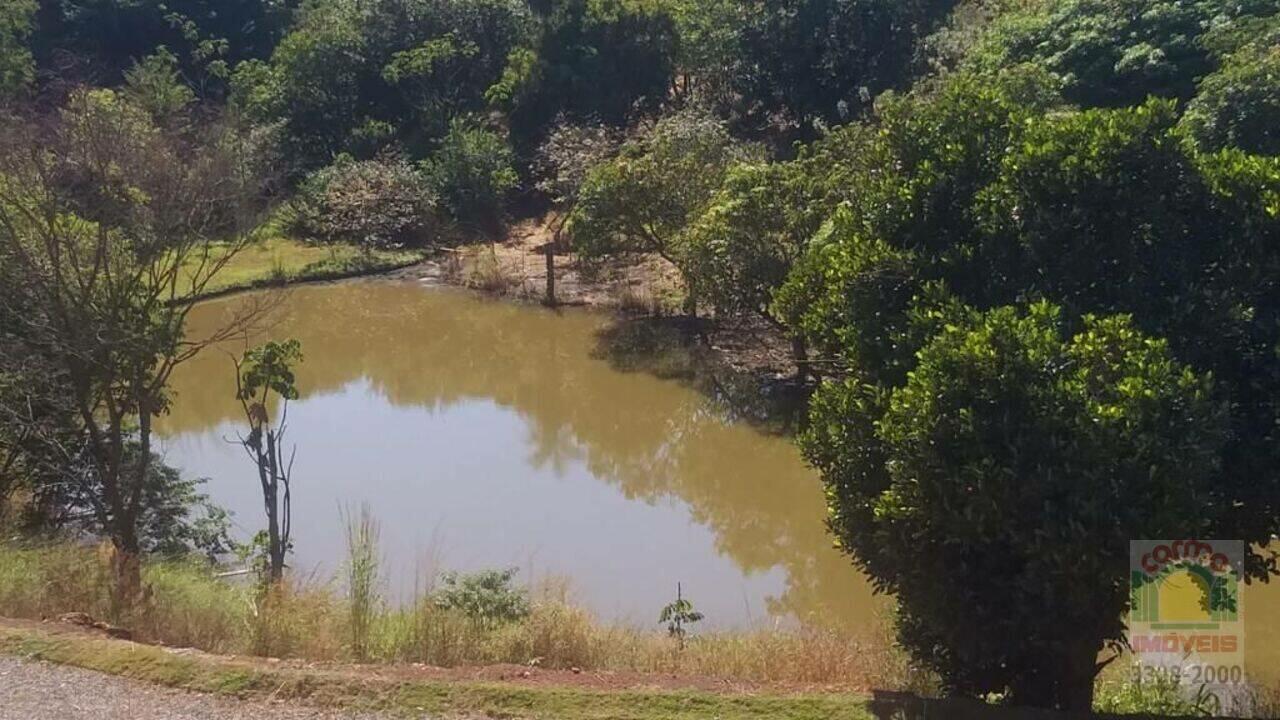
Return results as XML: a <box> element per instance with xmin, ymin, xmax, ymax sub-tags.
<box><xmin>189</xmin><ymin>224</ymin><xmax>428</xmax><ymax>299</ymax></box>
<box><xmin>0</xmin><ymin>621</ymin><xmax>874</xmax><ymax>720</ymax></box>
<box><xmin>0</xmin><ymin>542</ymin><xmax>1264</xmax><ymax>717</ymax></box>
<box><xmin>0</xmin><ymin>542</ymin><xmax>911</xmax><ymax>690</ymax></box>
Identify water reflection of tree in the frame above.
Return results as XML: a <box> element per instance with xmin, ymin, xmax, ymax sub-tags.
<box><xmin>165</xmin><ymin>283</ymin><xmax>880</xmax><ymax>628</ymax></box>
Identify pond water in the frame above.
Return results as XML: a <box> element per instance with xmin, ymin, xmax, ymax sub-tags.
<box><xmin>158</xmin><ymin>280</ymin><xmax>1280</xmax><ymax>685</ymax></box>
<box><xmin>158</xmin><ymin>281</ymin><xmax>881</xmax><ymax>631</ymax></box>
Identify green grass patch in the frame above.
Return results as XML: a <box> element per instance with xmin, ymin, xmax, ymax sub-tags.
<box><xmin>197</xmin><ymin>236</ymin><xmax>427</xmax><ymax>296</ymax></box>
<box><xmin>189</xmin><ymin>216</ymin><xmax>428</xmax><ymax>298</ymax></box>
<box><xmin>0</xmin><ymin>624</ymin><xmax>874</xmax><ymax>720</ymax></box>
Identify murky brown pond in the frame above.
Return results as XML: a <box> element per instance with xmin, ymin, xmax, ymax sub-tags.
<box><xmin>158</xmin><ymin>281</ymin><xmax>880</xmax><ymax>631</ymax></box>
<box><xmin>159</xmin><ymin>280</ymin><xmax>1280</xmax><ymax>683</ymax></box>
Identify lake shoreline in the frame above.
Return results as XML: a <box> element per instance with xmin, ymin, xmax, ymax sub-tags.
<box><xmin>393</xmin><ymin>216</ymin><xmax>811</xmax><ymax>426</ymax></box>
<box><xmin>206</xmin><ymin>216</ymin><xmax>813</xmax><ymax>431</ymax></box>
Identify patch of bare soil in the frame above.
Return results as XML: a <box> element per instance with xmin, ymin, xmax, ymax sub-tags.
<box><xmin>389</xmin><ymin>215</ymin><xmax>803</xmax><ymax>383</ymax></box>
<box><xmin>389</xmin><ymin>216</ymin><xmax>681</xmax><ymax>308</ymax></box>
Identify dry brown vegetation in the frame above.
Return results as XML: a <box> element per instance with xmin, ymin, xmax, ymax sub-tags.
<box><xmin>0</xmin><ymin>541</ymin><xmax>922</xmax><ymax>693</ymax></box>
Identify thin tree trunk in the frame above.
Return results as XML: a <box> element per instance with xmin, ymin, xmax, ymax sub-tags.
<box><xmin>112</xmin><ymin>393</ymin><xmax>152</xmax><ymax>611</ymax></box>
<box><xmin>265</xmin><ymin>429</ymin><xmax>285</xmax><ymax>582</ymax></box>
<box><xmin>683</xmin><ymin>286</ymin><xmax>697</xmax><ymax>318</ymax></box>
<box><xmin>791</xmin><ymin>335</ymin><xmax>811</xmax><ymax>382</ymax></box>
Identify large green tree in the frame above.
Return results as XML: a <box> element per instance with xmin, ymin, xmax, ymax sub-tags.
<box><xmin>0</xmin><ymin>88</ymin><xmax>262</xmax><ymax>600</ymax></box>
<box><xmin>233</xmin><ymin>0</ymin><xmax>529</xmax><ymax>169</ymax></box>
<box><xmin>1182</xmin><ymin>15</ymin><xmax>1280</xmax><ymax>155</ymax></box>
<box><xmin>32</xmin><ymin>0</ymin><xmax>293</xmax><ymax>87</ymax></box>
<box><xmin>778</xmin><ymin>71</ymin><xmax>1280</xmax><ymax>709</ymax></box>
<box><xmin>809</xmin><ymin>304</ymin><xmax>1228</xmax><ymax>710</ymax></box>
<box><xmin>491</xmin><ymin>0</ymin><xmax>679</xmax><ymax>150</ymax></box>
<box><xmin>568</xmin><ymin>109</ymin><xmax>762</xmax><ymax>311</ymax></box>
<box><xmin>0</xmin><ymin>0</ymin><xmax>33</xmax><ymax>97</ymax></box>
<box><xmin>727</xmin><ymin>0</ymin><xmax>957</xmax><ymax>140</ymax></box>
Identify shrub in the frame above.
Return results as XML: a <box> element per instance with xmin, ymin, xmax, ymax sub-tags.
<box><xmin>420</xmin><ymin>120</ymin><xmax>519</xmax><ymax>228</ymax></box>
<box><xmin>431</xmin><ymin>568</ymin><xmax>530</xmax><ymax>626</ymax></box>
<box><xmin>0</xmin><ymin>0</ymin><xmax>34</xmax><ymax>98</ymax></box>
<box><xmin>1093</xmin><ymin>667</ymin><xmax>1212</xmax><ymax>717</ymax></box>
<box><xmin>122</xmin><ymin>48</ymin><xmax>195</xmax><ymax>124</ymax></box>
<box><xmin>236</xmin><ymin>0</ymin><xmax>531</xmax><ymax>168</ymax></box>
<box><xmin>289</xmin><ymin>155</ymin><xmax>438</xmax><ymax>249</ymax></box>
<box><xmin>533</xmin><ymin>120</ymin><xmax>621</xmax><ymax>210</ymax></box>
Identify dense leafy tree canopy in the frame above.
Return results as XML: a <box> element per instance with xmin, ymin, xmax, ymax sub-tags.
<box><xmin>32</xmin><ymin>0</ymin><xmax>293</xmax><ymax>86</ymax></box>
<box><xmin>727</xmin><ymin>0</ymin><xmax>958</xmax><ymax>139</ymax></box>
<box><xmin>0</xmin><ymin>0</ymin><xmax>33</xmax><ymax>97</ymax></box>
<box><xmin>779</xmin><ymin>69</ymin><xmax>1280</xmax><ymax>707</ymax></box>
<box><xmin>809</xmin><ymin>303</ymin><xmax>1227</xmax><ymax>708</ymax></box>
<box><xmin>970</xmin><ymin>0</ymin><xmax>1280</xmax><ymax>108</ymax></box>
<box><xmin>494</xmin><ymin>0</ymin><xmax>679</xmax><ymax>149</ymax></box>
<box><xmin>662</xmin><ymin>0</ymin><xmax>740</xmax><ymax>94</ymax></box>
<box><xmin>569</xmin><ymin>109</ymin><xmax>762</xmax><ymax>276</ymax></box>
<box><xmin>421</xmin><ymin>119</ymin><xmax>519</xmax><ymax>227</ymax></box>
<box><xmin>234</xmin><ymin>0</ymin><xmax>530</xmax><ymax>168</ymax></box>
<box><xmin>1182</xmin><ymin>14</ymin><xmax>1280</xmax><ymax>154</ymax></box>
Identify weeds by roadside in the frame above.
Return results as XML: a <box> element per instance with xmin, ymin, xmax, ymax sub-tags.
<box><xmin>0</xmin><ymin>539</ymin><xmax>902</xmax><ymax>688</ymax></box>
<box><xmin>2</xmin><ymin>540</ymin><xmax>1276</xmax><ymax>715</ymax></box>
<box><xmin>0</xmin><ymin>624</ymin><xmax>878</xmax><ymax>720</ymax></box>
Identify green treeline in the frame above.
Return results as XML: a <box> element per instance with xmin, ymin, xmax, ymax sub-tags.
<box><xmin>2</xmin><ymin>0</ymin><xmax>1280</xmax><ymax>714</ymax></box>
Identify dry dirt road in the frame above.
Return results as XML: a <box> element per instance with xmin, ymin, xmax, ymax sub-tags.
<box><xmin>0</xmin><ymin>655</ymin><xmax>398</xmax><ymax>720</ymax></box>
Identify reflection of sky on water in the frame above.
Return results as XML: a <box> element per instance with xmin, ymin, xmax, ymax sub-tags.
<box><xmin>157</xmin><ymin>282</ymin><xmax>883</xmax><ymax>631</ymax></box>
<box><xmin>152</xmin><ymin>281</ymin><xmax>1280</xmax><ymax>679</ymax></box>
<box><xmin>160</xmin><ymin>378</ymin><xmax>787</xmax><ymax>628</ymax></box>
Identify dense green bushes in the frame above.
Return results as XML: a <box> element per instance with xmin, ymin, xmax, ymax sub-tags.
<box><xmin>18</xmin><ymin>0</ymin><xmax>289</xmax><ymax>92</ymax></box>
<box><xmin>287</xmin><ymin>122</ymin><xmax>519</xmax><ymax>243</ymax></box>
<box><xmin>496</xmin><ymin>0</ymin><xmax>679</xmax><ymax>150</ymax></box>
<box><xmin>289</xmin><ymin>155</ymin><xmax>439</xmax><ymax>248</ymax></box>
<box><xmin>568</xmin><ymin>109</ymin><xmax>763</xmax><ymax>304</ymax></box>
<box><xmin>779</xmin><ymin>74</ymin><xmax>1280</xmax><ymax>709</ymax></box>
<box><xmin>727</xmin><ymin>0</ymin><xmax>959</xmax><ymax>138</ymax></box>
<box><xmin>421</xmin><ymin>120</ymin><xmax>519</xmax><ymax>227</ymax></box>
<box><xmin>1182</xmin><ymin>15</ymin><xmax>1280</xmax><ymax>154</ymax></box>
<box><xmin>233</xmin><ymin>0</ymin><xmax>530</xmax><ymax>168</ymax></box>
<box><xmin>969</xmin><ymin>0</ymin><xmax>1280</xmax><ymax>107</ymax></box>
<box><xmin>0</xmin><ymin>0</ymin><xmax>33</xmax><ymax>97</ymax></box>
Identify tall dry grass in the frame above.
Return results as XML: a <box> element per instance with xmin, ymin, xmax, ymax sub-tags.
<box><xmin>342</xmin><ymin>503</ymin><xmax>381</xmax><ymax>661</ymax></box>
<box><xmin>8</xmin><ymin>539</ymin><xmax>1280</xmax><ymax>717</ymax></box>
<box><xmin>11</xmin><ymin>539</ymin><xmax>1272</xmax><ymax>715</ymax></box>
<box><xmin>0</xmin><ymin>539</ymin><xmax>909</xmax><ymax>688</ymax></box>
<box><xmin>465</xmin><ymin>246</ymin><xmax>521</xmax><ymax>293</ymax></box>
